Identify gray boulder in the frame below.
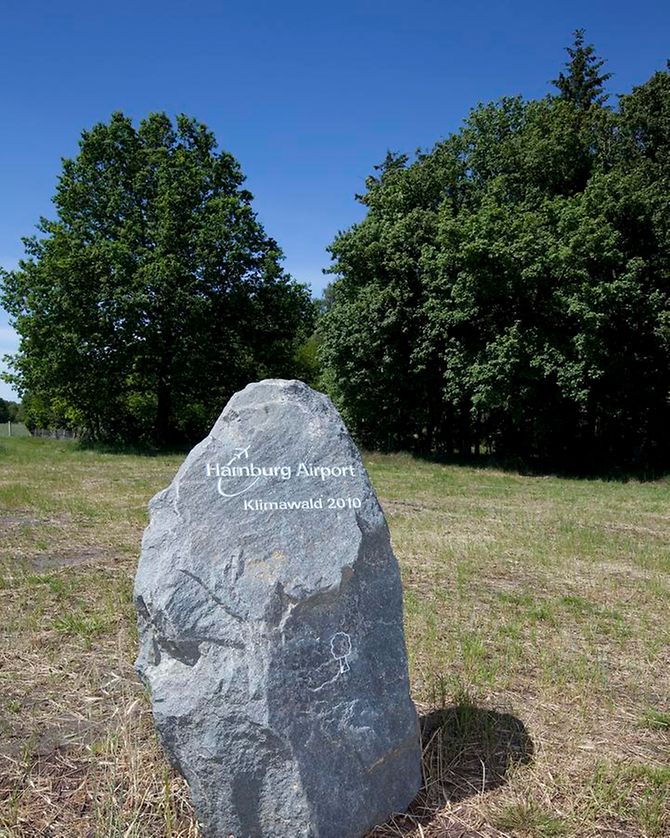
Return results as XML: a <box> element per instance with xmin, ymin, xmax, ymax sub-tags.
<box><xmin>134</xmin><ymin>379</ymin><xmax>421</xmax><ymax>837</ymax></box>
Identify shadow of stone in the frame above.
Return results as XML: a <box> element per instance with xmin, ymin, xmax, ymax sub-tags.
<box><xmin>368</xmin><ymin>701</ymin><xmax>534</xmax><ymax>836</ymax></box>
<box><xmin>418</xmin><ymin>703</ymin><xmax>534</xmax><ymax>804</ymax></box>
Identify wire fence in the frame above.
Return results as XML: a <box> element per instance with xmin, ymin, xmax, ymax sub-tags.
<box><xmin>30</xmin><ymin>427</ymin><xmax>77</xmax><ymax>440</ymax></box>
<box><xmin>0</xmin><ymin>422</ymin><xmax>31</xmax><ymax>437</ymax></box>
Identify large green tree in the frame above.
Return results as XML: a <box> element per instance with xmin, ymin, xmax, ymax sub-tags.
<box><xmin>319</xmin><ymin>36</ymin><xmax>670</xmax><ymax>470</ymax></box>
<box><xmin>1</xmin><ymin>113</ymin><xmax>313</xmax><ymax>444</ymax></box>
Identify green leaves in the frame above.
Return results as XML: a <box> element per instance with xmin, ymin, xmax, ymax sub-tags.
<box><xmin>1</xmin><ymin>112</ymin><xmax>313</xmax><ymax>444</ymax></box>
<box><xmin>319</xmin><ymin>48</ymin><xmax>670</xmax><ymax>470</ymax></box>
<box><xmin>553</xmin><ymin>29</ymin><xmax>613</xmax><ymax>109</ymax></box>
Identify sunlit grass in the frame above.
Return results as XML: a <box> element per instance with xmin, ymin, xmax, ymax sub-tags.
<box><xmin>0</xmin><ymin>438</ymin><xmax>668</xmax><ymax>836</ymax></box>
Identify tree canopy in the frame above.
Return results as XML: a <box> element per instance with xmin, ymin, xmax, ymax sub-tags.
<box><xmin>1</xmin><ymin>113</ymin><xmax>314</xmax><ymax>444</ymax></box>
<box><xmin>319</xmin><ymin>34</ymin><xmax>670</xmax><ymax>471</ymax></box>
<box><xmin>552</xmin><ymin>28</ymin><xmax>612</xmax><ymax>108</ymax></box>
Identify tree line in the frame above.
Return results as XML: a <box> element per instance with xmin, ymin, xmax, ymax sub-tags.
<box><xmin>319</xmin><ymin>32</ymin><xmax>670</xmax><ymax>470</ymax></box>
<box><xmin>2</xmin><ymin>32</ymin><xmax>669</xmax><ymax>469</ymax></box>
<box><xmin>0</xmin><ymin>399</ymin><xmax>23</xmax><ymax>424</ymax></box>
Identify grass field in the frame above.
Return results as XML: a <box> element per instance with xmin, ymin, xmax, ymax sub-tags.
<box><xmin>0</xmin><ymin>436</ymin><xmax>668</xmax><ymax>837</ymax></box>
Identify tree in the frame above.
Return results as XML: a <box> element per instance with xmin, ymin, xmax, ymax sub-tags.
<box><xmin>319</xmin><ymin>39</ymin><xmax>670</xmax><ymax>471</ymax></box>
<box><xmin>553</xmin><ymin>29</ymin><xmax>612</xmax><ymax>109</ymax></box>
<box><xmin>0</xmin><ymin>399</ymin><xmax>8</xmax><ymax>423</ymax></box>
<box><xmin>4</xmin><ymin>400</ymin><xmax>21</xmax><ymax>422</ymax></box>
<box><xmin>1</xmin><ymin>113</ymin><xmax>313</xmax><ymax>444</ymax></box>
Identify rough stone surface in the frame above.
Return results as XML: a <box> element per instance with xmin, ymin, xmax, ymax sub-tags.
<box><xmin>134</xmin><ymin>379</ymin><xmax>421</xmax><ymax>838</ymax></box>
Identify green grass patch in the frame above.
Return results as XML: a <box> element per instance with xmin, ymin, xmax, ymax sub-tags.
<box><xmin>640</xmin><ymin>708</ymin><xmax>670</xmax><ymax>731</ymax></box>
<box><xmin>496</xmin><ymin>801</ymin><xmax>568</xmax><ymax>836</ymax></box>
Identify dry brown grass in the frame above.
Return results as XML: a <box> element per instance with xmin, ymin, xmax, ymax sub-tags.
<box><xmin>0</xmin><ymin>439</ymin><xmax>668</xmax><ymax>837</ymax></box>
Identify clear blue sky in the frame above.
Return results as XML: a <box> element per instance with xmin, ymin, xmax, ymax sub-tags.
<box><xmin>1</xmin><ymin>0</ymin><xmax>669</xmax><ymax>400</ymax></box>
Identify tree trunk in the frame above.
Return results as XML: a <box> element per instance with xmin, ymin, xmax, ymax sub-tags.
<box><xmin>155</xmin><ymin>366</ymin><xmax>173</xmax><ymax>446</ymax></box>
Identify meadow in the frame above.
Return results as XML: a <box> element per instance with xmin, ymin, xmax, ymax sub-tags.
<box><xmin>0</xmin><ymin>436</ymin><xmax>668</xmax><ymax>837</ymax></box>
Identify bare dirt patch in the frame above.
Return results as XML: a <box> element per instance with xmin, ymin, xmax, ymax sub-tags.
<box><xmin>0</xmin><ymin>513</ymin><xmax>44</xmax><ymax>527</ymax></box>
<box><xmin>31</xmin><ymin>546</ymin><xmax>116</xmax><ymax>570</ymax></box>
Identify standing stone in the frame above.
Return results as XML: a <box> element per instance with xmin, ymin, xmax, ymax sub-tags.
<box><xmin>134</xmin><ymin>379</ymin><xmax>421</xmax><ymax>837</ymax></box>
